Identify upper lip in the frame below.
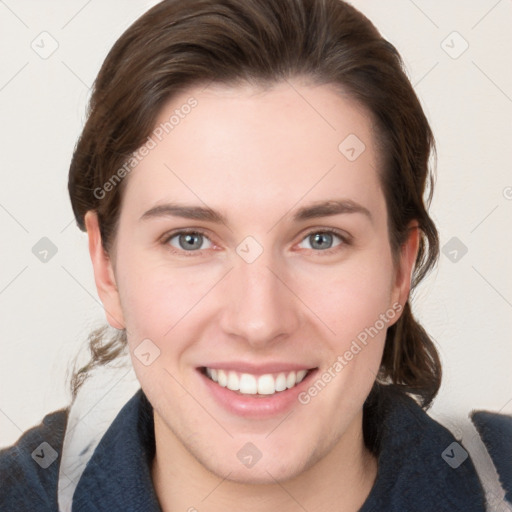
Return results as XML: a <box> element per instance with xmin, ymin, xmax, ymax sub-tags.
<box><xmin>199</xmin><ymin>361</ymin><xmax>317</xmax><ymax>375</ymax></box>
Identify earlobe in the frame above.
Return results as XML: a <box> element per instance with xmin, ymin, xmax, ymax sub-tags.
<box><xmin>392</xmin><ymin>222</ymin><xmax>421</xmax><ymax>312</ymax></box>
<box><xmin>84</xmin><ymin>211</ymin><xmax>125</xmax><ymax>330</ymax></box>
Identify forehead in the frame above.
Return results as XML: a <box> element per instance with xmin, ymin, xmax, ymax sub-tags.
<box><xmin>122</xmin><ymin>80</ymin><xmax>384</xmax><ymax>221</ymax></box>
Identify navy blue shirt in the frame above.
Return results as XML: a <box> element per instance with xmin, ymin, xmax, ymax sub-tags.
<box><xmin>0</xmin><ymin>386</ymin><xmax>488</xmax><ymax>511</ymax></box>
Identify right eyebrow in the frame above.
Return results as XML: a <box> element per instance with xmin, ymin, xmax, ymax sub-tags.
<box><xmin>139</xmin><ymin>203</ymin><xmax>227</xmax><ymax>224</ymax></box>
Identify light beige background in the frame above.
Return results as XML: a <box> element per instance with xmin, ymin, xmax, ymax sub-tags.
<box><xmin>1</xmin><ymin>0</ymin><xmax>511</xmax><ymax>446</ymax></box>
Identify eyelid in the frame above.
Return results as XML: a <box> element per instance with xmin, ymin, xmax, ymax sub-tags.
<box><xmin>161</xmin><ymin>228</ymin><xmax>215</xmax><ymax>256</ymax></box>
<box><xmin>295</xmin><ymin>227</ymin><xmax>351</xmax><ymax>254</ymax></box>
<box><xmin>161</xmin><ymin>226</ymin><xmax>352</xmax><ymax>256</ymax></box>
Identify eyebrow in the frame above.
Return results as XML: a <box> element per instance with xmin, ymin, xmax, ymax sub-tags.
<box><xmin>139</xmin><ymin>199</ymin><xmax>372</xmax><ymax>224</ymax></box>
<box><xmin>293</xmin><ymin>199</ymin><xmax>372</xmax><ymax>222</ymax></box>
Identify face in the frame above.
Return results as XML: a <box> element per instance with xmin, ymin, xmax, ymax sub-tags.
<box><xmin>87</xmin><ymin>80</ymin><xmax>416</xmax><ymax>484</ymax></box>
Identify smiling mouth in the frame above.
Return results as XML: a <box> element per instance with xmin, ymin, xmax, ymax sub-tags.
<box><xmin>199</xmin><ymin>366</ymin><xmax>317</xmax><ymax>396</ymax></box>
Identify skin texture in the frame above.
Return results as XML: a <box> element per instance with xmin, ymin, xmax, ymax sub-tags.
<box><xmin>85</xmin><ymin>80</ymin><xmax>419</xmax><ymax>511</ymax></box>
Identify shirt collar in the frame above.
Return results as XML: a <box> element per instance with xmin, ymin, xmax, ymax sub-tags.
<box><xmin>68</xmin><ymin>382</ymin><xmax>486</xmax><ymax>511</ymax></box>
<box><xmin>72</xmin><ymin>388</ymin><xmax>161</xmax><ymax>512</ymax></box>
<box><xmin>360</xmin><ymin>386</ymin><xmax>486</xmax><ymax>511</ymax></box>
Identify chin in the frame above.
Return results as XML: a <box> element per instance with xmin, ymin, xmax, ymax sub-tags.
<box><xmin>201</xmin><ymin>445</ymin><xmax>315</xmax><ymax>486</ymax></box>
<box><xmin>222</xmin><ymin>462</ymin><xmax>303</xmax><ymax>485</ymax></box>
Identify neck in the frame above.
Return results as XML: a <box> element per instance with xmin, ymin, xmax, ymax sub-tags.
<box><xmin>151</xmin><ymin>411</ymin><xmax>377</xmax><ymax>512</ymax></box>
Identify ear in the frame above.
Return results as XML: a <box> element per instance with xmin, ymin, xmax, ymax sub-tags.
<box><xmin>391</xmin><ymin>221</ymin><xmax>420</xmax><ymax>311</ymax></box>
<box><xmin>84</xmin><ymin>211</ymin><xmax>125</xmax><ymax>330</ymax></box>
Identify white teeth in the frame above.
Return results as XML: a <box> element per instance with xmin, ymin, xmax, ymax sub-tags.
<box><xmin>286</xmin><ymin>372</ymin><xmax>296</xmax><ymax>389</ymax></box>
<box><xmin>239</xmin><ymin>373</ymin><xmax>258</xmax><ymax>394</ymax></box>
<box><xmin>257</xmin><ymin>374</ymin><xmax>276</xmax><ymax>395</ymax></box>
<box><xmin>204</xmin><ymin>367</ymin><xmax>310</xmax><ymax>395</ymax></box>
<box><xmin>226</xmin><ymin>372</ymin><xmax>239</xmax><ymax>391</ymax></box>
<box><xmin>275</xmin><ymin>373</ymin><xmax>287</xmax><ymax>392</ymax></box>
<box><xmin>217</xmin><ymin>369</ymin><xmax>228</xmax><ymax>387</ymax></box>
<box><xmin>296</xmin><ymin>369</ymin><xmax>307</xmax><ymax>382</ymax></box>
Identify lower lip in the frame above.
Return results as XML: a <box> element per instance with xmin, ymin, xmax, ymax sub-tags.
<box><xmin>197</xmin><ymin>368</ymin><xmax>318</xmax><ymax>419</ymax></box>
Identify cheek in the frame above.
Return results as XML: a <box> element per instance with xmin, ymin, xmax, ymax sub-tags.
<box><xmin>115</xmin><ymin>263</ymin><xmax>200</xmax><ymax>393</ymax></box>
<box><xmin>115</xmin><ymin>251</ymin><xmax>218</xmax><ymax>344</ymax></box>
<box><xmin>296</xmin><ymin>247</ymin><xmax>396</xmax><ymax>341</ymax></box>
<box><xmin>115</xmin><ymin>226</ymin><xmax>396</xmax><ymax>358</ymax></box>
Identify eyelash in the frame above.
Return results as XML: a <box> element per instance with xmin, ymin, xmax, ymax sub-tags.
<box><xmin>161</xmin><ymin>228</ymin><xmax>351</xmax><ymax>257</ymax></box>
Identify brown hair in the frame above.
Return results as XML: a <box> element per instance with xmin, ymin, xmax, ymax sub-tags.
<box><xmin>68</xmin><ymin>0</ymin><xmax>441</xmax><ymax>407</ymax></box>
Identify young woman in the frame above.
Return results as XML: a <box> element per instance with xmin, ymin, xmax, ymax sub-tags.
<box><xmin>1</xmin><ymin>0</ymin><xmax>509</xmax><ymax>510</ymax></box>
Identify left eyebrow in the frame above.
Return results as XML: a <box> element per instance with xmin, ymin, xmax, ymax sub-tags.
<box><xmin>292</xmin><ymin>199</ymin><xmax>373</xmax><ymax>223</ymax></box>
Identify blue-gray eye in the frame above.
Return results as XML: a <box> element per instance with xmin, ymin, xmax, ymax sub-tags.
<box><xmin>299</xmin><ymin>231</ymin><xmax>342</xmax><ymax>251</ymax></box>
<box><xmin>168</xmin><ymin>232</ymin><xmax>212</xmax><ymax>251</ymax></box>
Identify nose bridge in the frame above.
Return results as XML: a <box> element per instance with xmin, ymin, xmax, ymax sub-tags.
<box><xmin>219</xmin><ymin>249</ymin><xmax>300</xmax><ymax>346</ymax></box>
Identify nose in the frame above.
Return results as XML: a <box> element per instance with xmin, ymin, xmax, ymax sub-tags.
<box><xmin>218</xmin><ymin>252</ymin><xmax>302</xmax><ymax>349</ymax></box>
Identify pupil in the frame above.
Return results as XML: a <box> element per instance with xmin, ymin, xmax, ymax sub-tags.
<box><xmin>311</xmin><ymin>232</ymin><xmax>332</xmax><ymax>250</ymax></box>
<box><xmin>180</xmin><ymin>233</ymin><xmax>202</xmax><ymax>250</ymax></box>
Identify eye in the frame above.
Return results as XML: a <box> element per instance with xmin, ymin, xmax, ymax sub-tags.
<box><xmin>298</xmin><ymin>229</ymin><xmax>346</xmax><ymax>252</ymax></box>
<box><xmin>165</xmin><ymin>230</ymin><xmax>213</xmax><ymax>252</ymax></box>
<box><xmin>162</xmin><ymin>228</ymin><xmax>349</xmax><ymax>256</ymax></box>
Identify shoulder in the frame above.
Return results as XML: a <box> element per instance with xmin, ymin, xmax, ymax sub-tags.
<box><xmin>0</xmin><ymin>407</ymin><xmax>69</xmax><ymax>511</ymax></box>
<box><xmin>470</xmin><ymin>410</ymin><xmax>512</xmax><ymax>506</ymax></box>
<box><xmin>361</xmin><ymin>386</ymin><xmax>487</xmax><ymax>511</ymax></box>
